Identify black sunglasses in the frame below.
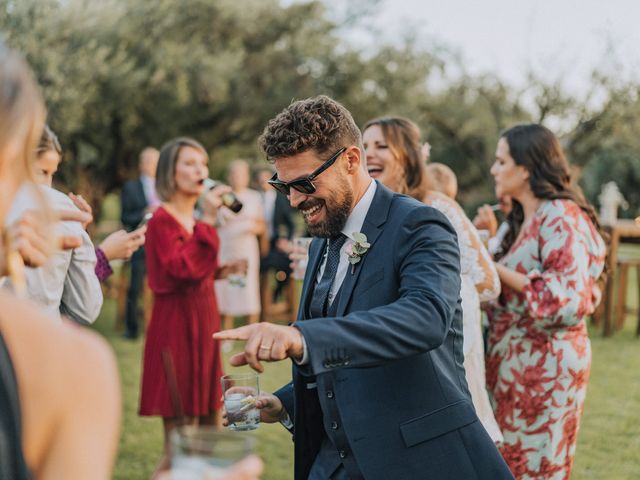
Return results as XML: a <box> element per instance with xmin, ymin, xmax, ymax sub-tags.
<box><xmin>268</xmin><ymin>147</ymin><xmax>347</xmax><ymax>195</ymax></box>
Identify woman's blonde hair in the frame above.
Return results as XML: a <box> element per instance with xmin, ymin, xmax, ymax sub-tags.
<box><xmin>0</xmin><ymin>42</ymin><xmax>46</xmax><ymax>217</ymax></box>
<box><xmin>156</xmin><ymin>137</ymin><xmax>208</xmax><ymax>202</ymax></box>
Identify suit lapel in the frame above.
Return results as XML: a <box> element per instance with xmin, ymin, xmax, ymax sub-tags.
<box><xmin>297</xmin><ymin>237</ymin><xmax>327</xmax><ymax>321</ymax></box>
<box><xmin>335</xmin><ymin>183</ymin><xmax>393</xmax><ymax>316</ymax></box>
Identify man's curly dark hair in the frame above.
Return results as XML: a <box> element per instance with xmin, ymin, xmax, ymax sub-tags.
<box><xmin>258</xmin><ymin>95</ymin><xmax>362</xmax><ymax>161</ymax></box>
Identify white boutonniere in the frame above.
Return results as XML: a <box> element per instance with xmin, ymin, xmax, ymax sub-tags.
<box><xmin>346</xmin><ymin>232</ymin><xmax>370</xmax><ymax>274</ymax></box>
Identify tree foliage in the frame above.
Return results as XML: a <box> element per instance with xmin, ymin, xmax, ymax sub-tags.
<box><xmin>2</xmin><ymin>0</ymin><xmax>639</xmax><ymax>218</ymax></box>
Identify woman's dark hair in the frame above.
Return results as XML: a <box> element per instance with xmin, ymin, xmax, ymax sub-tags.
<box><xmin>36</xmin><ymin>124</ymin><xmax>62</xmax><ymax>156</ymax></box>
<box><xmin>156</xmin><ymin>137</ymin><xmax>208</xmax><ymax>201</ymax></box>
<box><xmin>362</xmin><ymin>116</ymin><xmax>430</xmax><ymax>201</ymax></box>
<box><xmin>495</xmin><ymin>124</ymin><xmax>607</xmax><ymax>269</ymax></box>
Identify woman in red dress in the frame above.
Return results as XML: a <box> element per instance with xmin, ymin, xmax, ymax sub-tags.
<box><xmin>138</xmin><ymin>137</ymin><xmax>239</xmax><ymax>477</ymax></box>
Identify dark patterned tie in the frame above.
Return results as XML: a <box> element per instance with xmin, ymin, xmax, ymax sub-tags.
<box><xmin>308</xmin><ymin>234</ymin><xmax>347</xmax><ymax>318</ymax></box>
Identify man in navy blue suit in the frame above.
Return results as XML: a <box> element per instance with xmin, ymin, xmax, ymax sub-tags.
<box><xmin>215</xmin><ymin>96</ymin><xmax>513</xmax><ymax>480</ymax></box>
<box><xmin>120</xmin><ymin>147</ymin><xmax>159</xmax><ymax>339</ymax></box>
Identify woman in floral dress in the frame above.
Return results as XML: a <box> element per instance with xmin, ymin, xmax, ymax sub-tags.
<box><xmin>363</xmin><ymin>116</ymin><xmax>503</xmax><ymax>442</ymax></box>
<box><xmin>484</xmin><ymin>124</ymin><xmax>606</xmax><ymax>479</ymax></box>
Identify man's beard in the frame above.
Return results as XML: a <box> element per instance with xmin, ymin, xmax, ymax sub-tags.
<box><xmin>301</xmin><ymin>182</ymin><xmax>353</xmax><ymax>238</ymax></box>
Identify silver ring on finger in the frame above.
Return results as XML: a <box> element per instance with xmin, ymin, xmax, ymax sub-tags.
<box><xmin>259</xmin><ymin>345</ymin><xmax>272</xmax><ymax>359</ymax></box>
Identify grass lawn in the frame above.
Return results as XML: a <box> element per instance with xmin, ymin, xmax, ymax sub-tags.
<box><xmin>92</xmin><ymin>297</ymin><xmax>293</xmax><ymax>480</ymax></box>
<box><xmin>92</xmin><ymin>267</ymin><xmax>640</xmax><ymax>479</ymax></box>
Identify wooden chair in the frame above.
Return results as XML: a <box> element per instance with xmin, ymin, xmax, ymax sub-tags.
<box><xmin>613</xmin><ymin>255</ymin><xmax>640</xmax><ymax>336</ymax></box>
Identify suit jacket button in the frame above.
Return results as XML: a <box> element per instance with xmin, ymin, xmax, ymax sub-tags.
<box><xmin>331</xmin><ymin>421</ymin><xmax>339</xmax><ymax>430</ymax></box>
<box><xmin>339</xmin><ymin>450</ymin><xmax>347</xmax><ymax>459</ymax></box>
<box><xmin>326</xmin><ymin>390</ymin><xmax>334</xmax><ymax>399</ymax></box>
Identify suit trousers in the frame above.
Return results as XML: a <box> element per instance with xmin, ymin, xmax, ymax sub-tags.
<box><xmin>125</xmin><ymin>248</ymin><xmax>145</xmax><ymax>337</ymax></box>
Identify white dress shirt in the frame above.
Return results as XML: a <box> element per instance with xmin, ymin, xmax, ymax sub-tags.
<box><xmin>296</xmin><ymin>180</ymin><xmax>376</xmax><ymax>366</ymax></box>
<box><xmin>141</xmin><ymin>174</ymin><xmax>159</xmax><ymax>209</ymax></box>
<box><xmin>3</xmin><ymin>184</ymin><xmax>103</xmax><ymax>324</ymax></box>
<box><xmin>314</xmin><ymin>179</ymin><xmax>377</xmax><ymax>307</ymax></box>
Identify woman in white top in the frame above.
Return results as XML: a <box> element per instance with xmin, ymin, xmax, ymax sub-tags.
<box><xmin>363</xmin><ymin>116</ymin><xmax>503</xmax><ymax>443</ymax></box>
<box><xmin>215</xmin><ymin>160</ymin><xmax>266</xmax><ymax>330</ymax></box>
<box><xmin>4</xmin><ymin>125</ymin><xmax>103</xmax><ymax>324</ymax></box>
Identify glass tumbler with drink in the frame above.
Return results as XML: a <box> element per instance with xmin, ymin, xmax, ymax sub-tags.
<box><xmin>221</xmin><ymin>373</ymin><xmax>260</xmax><ymax>431</ymax></box>
<box><xmin>170</xmin><ymin>426</ymin><xmax>255</xmax><ymax>480</ymax></box>
<box><xmin>291</xmin><ymin>237</ymin><xmax>312</xmax><ymax>280</ymax></box>
<box><xmin>226</xmin><ymin>257</ymin><xmax>248</xmax><ymax>288</ymax></box>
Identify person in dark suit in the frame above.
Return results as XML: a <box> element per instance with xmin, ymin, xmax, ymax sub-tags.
<box><xmin>215</xmin><ymin>96</ymin><xmax>513</xmax><ymax>480</ymax></box>
<box><xmin>255</xmin><ymin>167</ymin><xmax>296</xmax><ymax>317</ymax></box>
<box><xmin>120</xmin><ymin>147</ymin><xmax>159</xmax><ymax>339</ymax></box>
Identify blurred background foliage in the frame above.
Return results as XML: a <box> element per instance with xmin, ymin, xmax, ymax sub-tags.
<box><xmin>2</xmin><ymin>0</ymin><xmax>639</xmax><ymax>218</ymax></box>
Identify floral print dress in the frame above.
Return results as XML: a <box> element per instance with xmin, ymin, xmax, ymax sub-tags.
<box><xmin>484</xmin><ymin>199</ymin><xmax>605</xmax><ymax>479</ymax></box>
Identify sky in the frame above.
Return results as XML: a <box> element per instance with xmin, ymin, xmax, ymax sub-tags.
<box><xmin>327</xmin><ymin>0</ymin><xmax>640</xmax><ymax>95</ymax></box>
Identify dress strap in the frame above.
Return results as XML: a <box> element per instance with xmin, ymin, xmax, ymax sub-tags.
<box><xmin>0</xmin><ymin>329</ymin><xmax>32</xmax><ymax>479</ymax></box>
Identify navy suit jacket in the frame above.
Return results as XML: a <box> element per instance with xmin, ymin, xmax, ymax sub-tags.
<box><xmin>275</xmin><ymin>182</ymin><xmax>512</xmax><ymax>480</ymax></box>
<box><xmin>120</xmin><ymin>178</ymin><xmax>148</xmax><ymax>232</ymax></box>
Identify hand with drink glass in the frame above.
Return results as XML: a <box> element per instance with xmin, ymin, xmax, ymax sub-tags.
<box><xmin>221</xmin><ymin>373</ymin><xmax>261</xmax><ymax>431</ymax></box>
<box><xmin>156</xmin><ymin>456</ymin><xmax>263</xmax><ymax>480</ymax></box>
<box><xmin>166</xmin><ymin>425</ymin><xmax>262</xmax><ymax>480</ymax></box>
<box><xmin>216</xmin><ymin>258</ymin><xmax>248</xmax><ymax>286</ymax></box>
<box><xmin>473</xmin><ymin>205</ymin><xmax>499</xmax><ymax>238</ymax></box>
<box><xmin>275</xmin><ymin>237</ymin><xmax>291</xmax><ymax>254</ymax></box>
<box><xmin>221</xmin><ymin>390</ymin><xmax>287</xmax><ymax>428</ymax></box>
<box><xmin>473</xmin><ymin>195</ymin><xmax>512</xmax><ymax>239</ymax></box>
<box><xmin>289</xmin><ymin>237</ymin><xmax>312</xmax><ymax>280</ymax></box>
<box><xmin>200</xmin><ymin>183</ymin><xmax>235</xmax><ymax>226</ymax></box>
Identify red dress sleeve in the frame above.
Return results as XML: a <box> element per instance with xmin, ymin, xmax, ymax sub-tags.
<box><xmin>147</xmin><ymin>210</ymin><xmax>218</xmax><ymax>282</ymax></box>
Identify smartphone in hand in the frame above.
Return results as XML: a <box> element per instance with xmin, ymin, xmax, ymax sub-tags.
<box><xmin>137</xmin><ymin>212</ymin><xmax>153</xmax><ymax>229</ymax></box>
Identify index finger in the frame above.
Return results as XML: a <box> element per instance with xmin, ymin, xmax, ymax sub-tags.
<box><xmin>56</xmin><ymin>209</ymin><xmax>93</xmax><ymax>225</ymax></box>
<box><xmin>213</xmin><ymin>325</ymin><xmax>253</xmax><ymax>341</ymax></box>
<box><xmin>59</xmin><ymin>235</ymin><xmax>82</xmax><ymax>250</ymax></box>
<box><xmin>131</xmin><ymin>225</ymin><xmax>147</xmax><ymax>236</ymax></box>
<box><xmin>68</xmin><ymin>192</ymin><xmax>92</xmax><ymax>213</ymax></box>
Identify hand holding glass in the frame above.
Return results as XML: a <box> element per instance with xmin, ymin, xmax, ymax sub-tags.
<box><xmin>170</xmin><ymin>426</ymin><xmax>255</xmax><ymax>480</ymax></box>
<box><xmin>221</xmin><ymin>373</ymin><xmax>260</xmax><ymax>431</ymax></box>
<box><xmin>290</xmin><ymin>237</ymin><xmax>312</xmax><ymax>280</ymax></box>
<box><xmin>226</xmin><ymin>258</ymin><xmax>248</xmax><ymax>288</ymax></box>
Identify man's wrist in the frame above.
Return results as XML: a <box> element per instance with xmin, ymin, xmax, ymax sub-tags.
<box><xmin>291</xmin><ymin>325</ymin><xmax>309</xmax><ymax>365</ymax></box>
<box><xmin>276</xmin><ymin>403</ymin><xmax>288</xmax><ymax>423</ymax></box>
<box><xmin>289</xmin><ymin>325</ymin><xmax>305</xmax><ymax>361</ymax></box>
<box><xmin>278</xmin><ymin>406</ymin><xmax>293</xmax><ymax>430</ymax></box>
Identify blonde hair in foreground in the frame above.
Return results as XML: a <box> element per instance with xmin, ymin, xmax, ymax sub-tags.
<box><xmin>0</xmin><ymin>42</ymin><xmax>46</xmax><ymax>221</ymax></box>
<box><xmin>0</xmin><ymin>42</ymin><xmax>48</xmax><ymax>291</ymax></box>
